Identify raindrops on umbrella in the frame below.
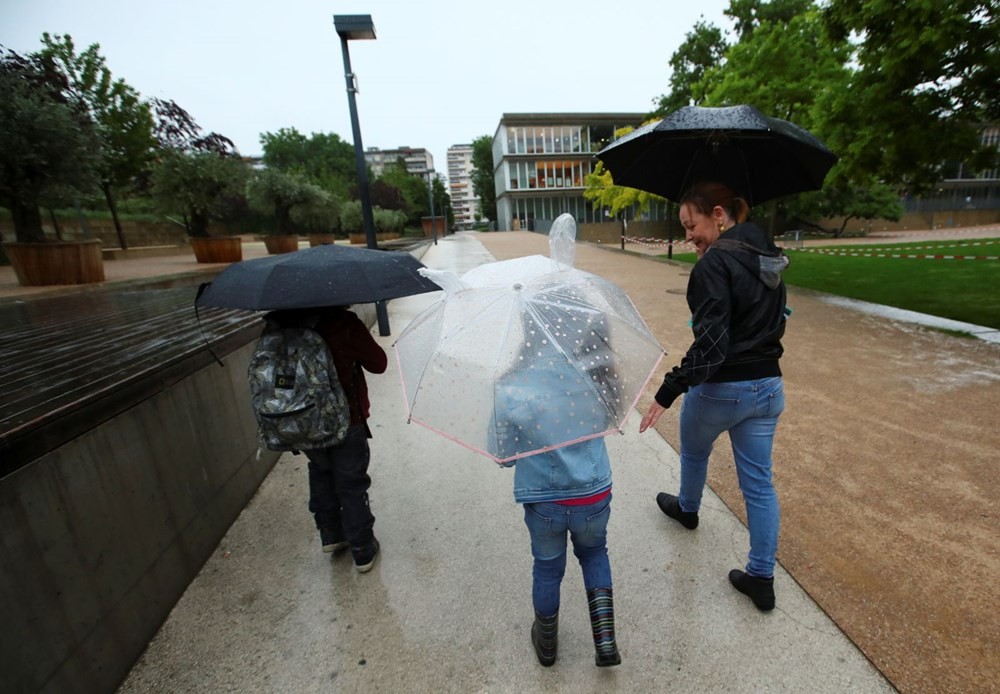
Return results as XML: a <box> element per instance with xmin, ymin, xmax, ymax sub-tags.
<box><xmin>596</xmin><ymin>104</ymin><xmax>838</xmax><ymax>206</ymax></box>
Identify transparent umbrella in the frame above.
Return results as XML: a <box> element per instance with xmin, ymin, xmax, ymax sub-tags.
<box><xmin>393</xmin><ymin>215</ymin><xmax>665</xmax><ymax>463</ymax></box>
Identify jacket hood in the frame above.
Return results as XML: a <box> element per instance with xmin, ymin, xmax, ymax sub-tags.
<box><xmin>708</xmin><ymin>223</ymin><xmax>788</xmax><ymax>289</ymax></box>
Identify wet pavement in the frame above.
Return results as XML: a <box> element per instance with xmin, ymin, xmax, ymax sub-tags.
<box><xmin>105</xmin><ymin>233</ymin><xmax>894</xmax><ymax>693</ymax></box>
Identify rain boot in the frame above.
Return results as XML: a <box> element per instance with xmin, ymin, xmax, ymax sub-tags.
<box><xmin>587</xmin><ymin>587</ymin><xmax>621</xmax><ymax>667</ymax></box>
<box><xmin>531</xmin><ymin>610</ymin><xmax>558</xmax><ymax>666</ymax></box>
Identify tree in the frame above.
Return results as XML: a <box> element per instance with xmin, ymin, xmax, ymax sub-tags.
<box><xmin>339</xmin><ymin>199</ymin><xmax>363</xmax><ymax>234</ymax></box>
<box><xmin>822</xmin><ymin>0</ymin><xmax>1000</xmax><ymax>191</ymax></box>
<box><xmin>245</xmin><ymin>168</ymin><xmax>312</xmax><ymax>235</ymax></box>
<box><xmin>377</xmin><ymin>160</ymin><xmax>431</xmax><ymax>225</ymax></box>
<box><xmin>691</xmin><ymin>5</ymin><xmax>862</xmax><ymax>231</ymax></box>
<box><xmin>698</xmin><ymin>8</ymin><xmax>848</xmax><ymax>126</ymax></box>
<box><xmin>149</xmin><ymin>98</ymin><xmax>237</xmax><ymax>157</ymax></box>
<box><xmin>653</xmin><ymin>21</ymin><xmax>728</xmax><ymax>117</ymax></box>
<box><xmin>259</xmin><ymin>127</ymin><xmax>357</xmax><ymax>199</ymax></box>
<box><xmin>431</xmin><ymin>174</ymin><xmax>453</xmax><ymax>228</ymax></box>
<box><xmin>368</xmin><ymin>179</ymin><xmax>407</xmax><ymax>212</ymax></box>
<box><xmin>149</xmin><ymin>152</ymin><xmax>248</xmax><ymax>237</ymax></box>
<box><xmin>584</xmin><ymin>126</ymin><xmax>668</xmax><ymax>220</ymax></box>
<box><xmin>373</xmin><ymin>208</ymin><xmax>406</xmax><ymax>234</ymax></box>
<box><xmin>0</xmin><ymin>47</ymin><xmax>101</xmax><ymax>242</ymax></box>
<box><xmin>38</xmin><ymin>33</ymin><xmax>156</xmax><ymax>248</ymax></box>
<box><xmin>725</xmin><ymin>0</ymin><xmax>816</xmax><ymax>41</ymax></box>
<box><xmin>470</xmin><ymin>135</ymin><xmax>497</xmax><ymax>222</ymax></box>
<box><xmin>289</xmin><ymin>183</ymin><xmax>341</xmax><ymax>234</ymax></box>
<box><xmin>788</xmin><ymin>181</ymin><xmax>903</xmax><ymax>236</ymax></box>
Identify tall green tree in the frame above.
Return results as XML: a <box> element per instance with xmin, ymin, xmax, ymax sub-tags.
<box><xmin>698</xmin><ymin>8</ymin><xmax>848</xmax><ymax>125</ymax></box>
<box><xmin>822</xmin><ymin>0</ymin><xmax>1000</xmax><ymax>191</ymax></box>
<box><xmin>725</xmin><ymin>0</ymin><xmax>816</xmax><ymax>40</ymax></box>
<box><xmin>653</xmin><ymin>21</ymin><xmax>728</xmax><ymax>117</ymax></box>
<box><xmin>38</xmin><ymin>33</ymin><xmax>157</xmax><ymax>248</ymax></box>
<box><xmin>0</xmin><ymin>47</ymin><xmax>101</xmax><ymax>242</ymax></box>
<box><xmin>470</xmin><ymin>135</ymin><xmax>497</xmax><ymax>222</ymax></box>
<box><xmin>377</xmin><ymin>160</ymin><xmax>430</xmax><ymax>225</ymax></box>
<box><xmin>430</xmin><ymin>174</ymin><xmax>453</xmax><ymax>227</ymax></box>
<box><xmin>259</xmin><ymin>127</ymin><xmax>357</xmax><ymax>199</ymax></box>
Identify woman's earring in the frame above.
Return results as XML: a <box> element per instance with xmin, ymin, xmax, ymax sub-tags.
<box><xmin>718</xmin><ymin>222</ymin><xmax>725</xmax><ymax>232</ymax></box>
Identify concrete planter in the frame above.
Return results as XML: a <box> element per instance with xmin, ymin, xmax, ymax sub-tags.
<box><xmin>263</xmin><ymin>235</ymin><xmax>300</xmax><ymax>255</ymax></box>
<box><xmin>190</xmin><ymin>236</ymin><xmax>242</xmax><ymax>264</ymax></box>
<box><xmin>3</xmin><ymin>240</ymin><xmax>105</xmax><ymax>286</ymax></box>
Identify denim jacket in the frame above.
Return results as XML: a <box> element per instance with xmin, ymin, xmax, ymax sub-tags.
<box><xmin>507</xmin><ymin>437</ymin><xmax>612</xmax><ymax>504</ymax></box>
<box><xmin>493</xmin><ymin>356</ymin><xmax>613</xmax><ymax>504</ymax></box>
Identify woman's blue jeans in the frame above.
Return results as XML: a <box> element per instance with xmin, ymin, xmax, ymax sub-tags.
<box><xmin>523</xmin><ymin>494</ymin><xmax>612</xmax><ymax>616</ymax></box>
<box><xmin>679</xmin><ymin>377</ymin><xmax>784</xmax><ymax>578</ymax></box>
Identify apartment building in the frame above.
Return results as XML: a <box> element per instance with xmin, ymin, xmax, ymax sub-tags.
<box><xmin>490</xmin><ymin>113</ymin><xmax>672</xmax><ymax>232</ymax></box>
<box><xmin>364</xmin><ymin>146</ymin><xmax>434</xmax><ymax>178</ymax></box>
<box><xmin>447</xmin><ymin>144</ymin><xmax>478</xmax><ymax>229</ymax></box>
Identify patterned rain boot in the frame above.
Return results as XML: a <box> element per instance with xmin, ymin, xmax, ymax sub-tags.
<box><xmin>587</xmin><ymin>587</ymin><xmax>621</xmax><ymax>667</ymax></box>
<box><xmin>531</xmin><ymin>610</ymin><xmax>558</xmax><ymax>666</ymax></box>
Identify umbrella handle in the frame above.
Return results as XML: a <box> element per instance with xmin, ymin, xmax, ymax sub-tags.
<box><xmin>193</xmin><ymin>287</ymin><xmax>226</xmax><ymax>368</ymax></box>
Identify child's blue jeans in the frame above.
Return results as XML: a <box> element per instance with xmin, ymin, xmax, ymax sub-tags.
<box><xmin>522</xmin><ymin>494</ymin><xmax>612</xmax><ymax>616</ymax></box>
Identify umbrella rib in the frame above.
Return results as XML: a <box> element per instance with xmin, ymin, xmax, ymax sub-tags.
<box><xmin>488</xmin><ymin>295</ymin><xmax>526</xmax><ymax>454</ymax></box>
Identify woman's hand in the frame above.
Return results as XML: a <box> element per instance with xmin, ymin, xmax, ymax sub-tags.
<box><xmin>639</xmin><ymin>401</ymin><xmax>666</xmax><ymax>433</ymax></box>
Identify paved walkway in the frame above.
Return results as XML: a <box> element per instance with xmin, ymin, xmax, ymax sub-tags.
<box><xmin>108</xmin><ymin>233</ymin><xmax>893</xmax><ymax>693</ymax></box>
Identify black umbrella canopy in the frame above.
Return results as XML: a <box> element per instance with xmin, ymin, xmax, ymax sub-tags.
<box><xmin>596</xmin><ymin>105</ymin><xmax>838</xmax><ymax>205</ymax></box>
<box><xmin>195</xmin><ymin>243</ymin><xmax>442</xmax><ymax>311</ymax></box>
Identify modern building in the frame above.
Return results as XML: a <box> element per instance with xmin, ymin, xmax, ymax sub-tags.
<box><xmin>491</xmin><ymin>113</ymin><xmax>672</xmax><ymax>232</ymax></box>
<box><xmin>447</xmin><ymin>144</ymin><xmax>478</xmax><ymax>229</ymax></box>
<box><xmin>895</xmin><ymin>123</ymin><xmax>1000</xmax><ymax>228</ymax></box>
<box><xmin>364</xmin><ymin>146</ymin><xmax>434</xmax><ymax>178</ymax></box>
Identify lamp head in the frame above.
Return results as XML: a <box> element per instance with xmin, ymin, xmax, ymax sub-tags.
<box><xmin>334</xmin><ymin>14</ymin><xmax>376</xmax><ymax>41</ymax></box>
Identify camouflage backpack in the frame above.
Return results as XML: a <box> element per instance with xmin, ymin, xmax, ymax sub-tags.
<box><xmin>247</xmin><ymin>322</ymin><xmax>351</xmax><ymax>452</ymax></box>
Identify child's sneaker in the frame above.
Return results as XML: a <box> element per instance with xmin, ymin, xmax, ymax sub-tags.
<box><xmin>320</xmin><ymin>527</ymin><xmax>349</xmax><ymax>554</ymax></box>
<box><xmin>353</xmin><ymin>538</ymin><xmax>381</xmax><ymax>573</ymax></box>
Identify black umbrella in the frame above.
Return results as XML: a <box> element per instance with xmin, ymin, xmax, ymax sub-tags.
<box><xmin>595</xmin><ymin>105</ymin><xmax>838</xmax><ymax>205</ymax></box>
<box><xmin>195</xmin><ymin>243</ymin><xmax>442</xmax><ymax>311</ymax></box>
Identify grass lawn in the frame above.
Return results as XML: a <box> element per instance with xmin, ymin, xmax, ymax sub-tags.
<box><xmin>662</xmin><ymin>238</ymin><xmax>1000</xmax><ymax>330</ymax></box>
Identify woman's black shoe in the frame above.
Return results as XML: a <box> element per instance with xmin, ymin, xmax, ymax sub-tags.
<box><xmin>728</xmin><ymin>569</ymin><xmax>775</xmax><ymax>611</ymax></box>
<box><xmin>656</xmin><ymin>492</ymin><xmax>699</xmax><ymax>529</ymax></box>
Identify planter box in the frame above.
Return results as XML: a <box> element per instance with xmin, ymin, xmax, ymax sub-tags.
<box><xmin>3</xmin><ymin>240</ymin><xmax>105</xmax><ymax>286</ymax></box>
<box><xmin>348</xmin><ymin>232</ymin><xmax>401</xmax><ymax>246</ymax></box>
<box><xmin>421</xmin><ymin>216</ymin><xmax>447</xmax><ymax>238</ymax></box>
<box><xmin>308</xmin><ymin>234</ymin><xmax>337</xmax><ymax>247</ymax></box>
<box><xmin>263</xmin><ymin>235</ymin><xmax>300</xmax><ymax>254</ymax></box>
<box><xmin>190</xmin><ymin>236</ymin><xmax>242</xmax><ymax>264</ymax></box>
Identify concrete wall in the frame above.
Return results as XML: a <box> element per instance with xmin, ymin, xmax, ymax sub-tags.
<box><xmin>0</xmin><ymin>340</ymin><xmax>280</xmax><ymax>694</ymax></box>
<box><xmin>821</xmin><ymin>208</ymin><xmax>1000</xmax><ymax>234</ymax></box>
<box><xmin>0</xmin><ymin>219</ymin><xmax>192</xmax><ymax>249</ymax></box>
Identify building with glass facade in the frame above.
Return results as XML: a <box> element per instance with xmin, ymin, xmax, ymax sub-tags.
<box><xmin>491</xmin><ymin>112</ymin><xmax>671</xmax><ymax>232</ymax></box>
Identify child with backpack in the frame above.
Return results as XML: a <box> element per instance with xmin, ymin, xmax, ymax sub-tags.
<box><xmin>249</xmin><ymin>306</ymin><xmax>387</xmax><ymax>572</ymax></box>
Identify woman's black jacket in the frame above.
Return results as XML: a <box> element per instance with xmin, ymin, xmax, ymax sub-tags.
<box><xmin>654</xmin><ymin>221</ymin><xmax>788</xmax><ymax>409</ymax></box>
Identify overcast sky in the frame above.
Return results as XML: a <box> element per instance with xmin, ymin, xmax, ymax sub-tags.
<box><xmin>3</xmin><ymin>0</ymin><xmax>735</xmax><ymax>176</ymax></box>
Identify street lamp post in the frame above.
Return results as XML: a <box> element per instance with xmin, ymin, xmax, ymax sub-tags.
<box><xmin>426</xmin><ymin>169</ymin><xmax>438</xmax><ymax>246</ymax></box>
<box><xmin>333</xmin><ymin>14</ymin><xmax>390</xmax><ymax>336</ymax></box>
